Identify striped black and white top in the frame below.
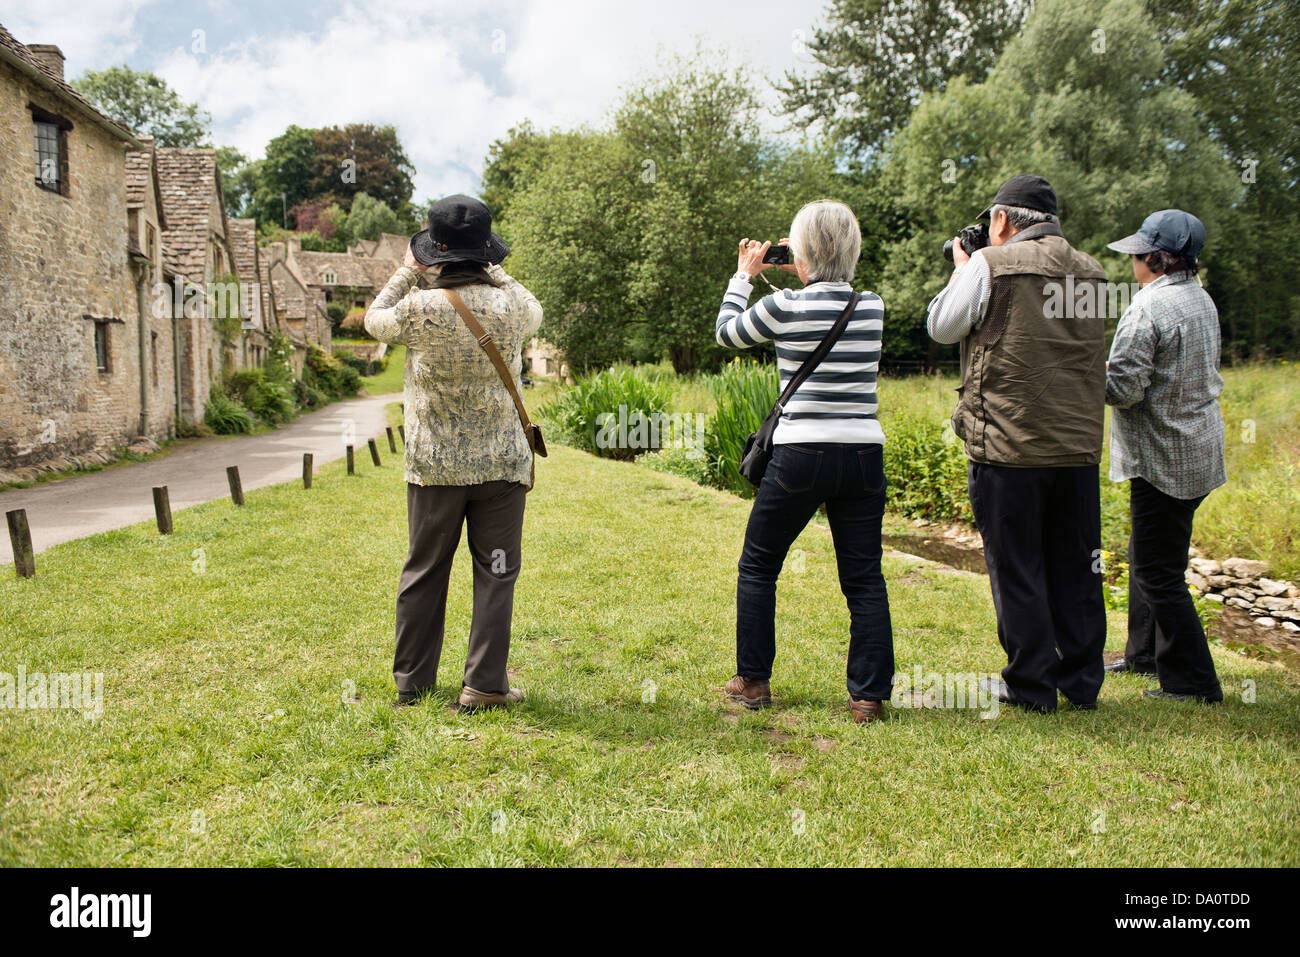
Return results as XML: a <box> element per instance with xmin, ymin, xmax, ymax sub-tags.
<box><xmin>716</xmin><ymin>278</ymin><xmax>885</xmax><ymax>446</ymax></box>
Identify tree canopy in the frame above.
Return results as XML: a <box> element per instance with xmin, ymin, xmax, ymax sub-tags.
<box><xmin>73</xmin><ymin>65</ymin><xmax>211</xmax><ymax>147</ymax></box>
<box><xmin>494</xmin><ymin>54</ymin><xmax>843</xmax><ymax>373</ymax></box>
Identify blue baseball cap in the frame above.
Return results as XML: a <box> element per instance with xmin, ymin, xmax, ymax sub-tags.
<box><xmin>1107</xmin><ymin>209</ymin><xmax>1206</xmax><ymax>259</ymax></box>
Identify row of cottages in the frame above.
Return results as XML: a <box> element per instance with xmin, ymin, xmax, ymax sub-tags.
<box><xmin>284</xmin><ymin>231</ymin><xmax>571</xmax><ymax>381</ymax></box>
<box><xmin>0</xmin><ymin>24</ymin><xmax>328</xmax><ymax>480</ymax></box>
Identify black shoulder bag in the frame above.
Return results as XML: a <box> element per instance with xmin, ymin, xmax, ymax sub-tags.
<box><xmin>738</xmin><ymin>291</ymin><xmax>860</xmax><ymax>487</ymax></box>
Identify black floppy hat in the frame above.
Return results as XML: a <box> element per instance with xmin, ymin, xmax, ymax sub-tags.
<box><xmin>410</xmin><ymin>194</ymin><xmax>509</xmax><ymax>267</ymax></box>
<box><xmin>978</xmin><ymin>174</ymin><xmax>1059</xmax><ymax>221</ymax></box>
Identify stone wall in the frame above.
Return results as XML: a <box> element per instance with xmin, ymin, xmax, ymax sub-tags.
<box><xmin>0</xmin><ymin>60</ymin><xmax>150</xmax><ymax>477</ymax></box>
<box><xmin>1187</xmin><ymin>555</ymin><xmax>1300</xmax><ymax>634</ymax></box>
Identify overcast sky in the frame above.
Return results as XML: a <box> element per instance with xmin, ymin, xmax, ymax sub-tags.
<box><xmin>3</xmin><ymin>0</ymin><xmax>830</xmax><ymax>201</ymax></box>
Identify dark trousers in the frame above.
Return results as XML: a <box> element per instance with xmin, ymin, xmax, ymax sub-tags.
<box><xmin>393</xmin><ymin>481</ymin><xmax>527</xmax><ymax>695</ymax></box>
<box><xmin>1124</xmin><ymin>477</ymin><xmax>1221</xmax><ymax>700</ymax></box>
<box><xmin>968</xmin><ymin>462</ymin><xmax>1106</xmax><ymax>710</ymax></box>
<box><xmin>736</xmin><ymin>443</ymin><xmax>894</xmax><ymax>701</ymax></box>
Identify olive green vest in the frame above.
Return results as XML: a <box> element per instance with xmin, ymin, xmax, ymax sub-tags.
<box><xmin>953</xmin><ymin>224</ymin><xmax>1108</xmax><ymax>467</ymax></box>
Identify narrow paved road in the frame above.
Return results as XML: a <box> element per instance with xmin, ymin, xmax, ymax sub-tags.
<box><xmin>1</xmin><ymin>393</ymin><xmax>400</xmax><ymax>563</ymax></box>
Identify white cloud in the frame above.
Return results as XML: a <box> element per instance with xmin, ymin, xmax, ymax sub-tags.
<box><xmin>1</xmin><ymin>0</ymin><xmax>155</xmax><ymax>68</ymax></box>
<box><xmin>5</xmin><ymin>0</ymin><xmax>828</xmax><ymax>200</ymax></box>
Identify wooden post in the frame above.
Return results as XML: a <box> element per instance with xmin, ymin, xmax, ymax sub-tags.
<box><xmin>6</xmin><ymin>508</ymin><xmax>35</xmax><ymax>579</ymax></box>
<box><xmin>397</xmin><ymin>425</ymin><xmax>405</xmax><ymax>445</ymax></box>
<box><xmin>226</xmin><ymin>465</ymin><xmax>245</xmax><ymax>506</ymax></box>
<box><xmin>386</xmin><ymin>426</ymin><xmax>397</xmax><ymax>453</ymax></box>
<box><xmin>346</xmin><ymin>445</ymin><xmax>355</xmax><ymax>475</ymax></box>
<box><xmin>368</xmin><ymin>438</ymin><xmax>381</xmax><ymax>466</ymax></box>
<box><xmin>302</xmin><ymin>453</ymin><xmax>313</xmax><ymax>489</ymax></box>
<box><xmin>152</xmin><ymin>486</ymin><xmax>173</xmax><ymax>534</ymax></box>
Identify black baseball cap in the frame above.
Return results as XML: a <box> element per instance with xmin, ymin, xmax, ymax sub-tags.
<box><xmin>978</xmin><ymin>174</ymin><xmax>1059</xmax><ymax>221</ymax></box>
<box><xmin>1106</xmin><ymin>209</ymin><xmax>1206</xmax><ymax>259</ymax></box>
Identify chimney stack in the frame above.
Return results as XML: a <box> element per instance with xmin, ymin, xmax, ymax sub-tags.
<box><xmin>26</xmin><ymin>44</ymin><xmax>66</xmax><ymax>80</ymax></box>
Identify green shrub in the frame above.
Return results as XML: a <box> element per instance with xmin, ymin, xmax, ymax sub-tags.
<box><xmin>337</xmin><ymin>352</ymin><xmax>371</xmax><ymax>376</ymax></box>
<box><xmin>881</xmin><ymin>413</ymin><xmax>972</xmax><ymax>524</ymax></box>
<box><xmin>303</xmin><ymin>345</ymin><xmax>360</xmax><ymax>400</ymax></box>
<box><xmin>539</xmin><ymin>367</ymin><xmax>672</xmax><ymax>460</ymax></box>
<box><xmin>640</xmin><ymin>446</ymin><xmax>711</xmax><ymax>485</ymax></box>
<box><xmin>204</xmin><ymin>391</ymin><xmax>254</xmax><ymax>434</ymax></box>
<box><xmin>293</xmin><ymin>377</ymin><xmax>328</xmax><ymax>410</ymax></box>
<box><xmin>326</xmin><ymin>302</ymin><xmax>348</xmax><ymax>335</ymax></box>
<box><xmin>701</xmin><ymin>357</ymin><xmax>778</xmax><ymax>496</ymax></box>
<box><xmin>226</xmin><ymin>368</ymin><xmax>294</xmax><ymax>426</ymax></box>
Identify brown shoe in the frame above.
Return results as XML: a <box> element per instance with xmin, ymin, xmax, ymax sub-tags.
<box><xmin>458</xmin><ymin>686</ymin><xmax>525</xmax><ymax>710</ymax></box>
<box><xmin>723</xmin><ymin>675</ymin><xmax>771</xmax><ymax>709</ymax></box>
<box><xmin>849</xmin><ymin>698</ymin><xmax>884</xmax><ymax>723</ymax></box>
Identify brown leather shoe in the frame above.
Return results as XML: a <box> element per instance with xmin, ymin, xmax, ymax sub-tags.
<box><xmin>458</xmin><ymin>686</ymin><xmax>525</xmax><ymax>710</ymax></box>
<box><xmin>723</xmin><ymin>675</ymin><xmax>771</xmax><ymax>709</ymax></box>
<box><xmin>849</xmin><ymin>698</ymin><xmax>884</xmax><ymax>723</ymax></box>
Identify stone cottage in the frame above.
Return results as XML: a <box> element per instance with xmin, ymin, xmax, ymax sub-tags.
<box><xmin>0</xmin><ymin>26</ymin><xmax>161</xmax><ymax>477</ymax></box>
<box><xmin>154</xmin><ymin>146</ymin><xmax>264</xmax><ymax>425</ymax></box>
<box><xmin>255</xmin><ymin>237</ymin><xmax>332</xmax><ymax>375</ymax></box>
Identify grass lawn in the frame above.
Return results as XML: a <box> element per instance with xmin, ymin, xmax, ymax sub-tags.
<box><xmin>1</xmin><ymin>443</ymin><xmax>1297</xmax><ymax>866</ymax></box>
<box><xmin>359</xmin><ymin>344</ymin><xmax>406</xmax><ymax>397</ymax></box>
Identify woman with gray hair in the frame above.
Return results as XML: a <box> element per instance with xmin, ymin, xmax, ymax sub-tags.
<box><xmin>715</xmin><ymin>200</ymin><xmax>894</xmax><ymax>723</ymax></box>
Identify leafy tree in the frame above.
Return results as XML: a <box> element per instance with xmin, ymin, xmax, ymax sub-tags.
<box><xmin>214</xmin><ymin>146</ymin><xmax>249</xmax><ymax>219</ymax></box>
<box><xmin>1147</xmin><ymin>0</ymin><xmax>1300</xmax><ymax>357</ymax></box>
<box><xmin>504</xmin><ymin>54</ymin><xmax>842</xmax><ymax>374</ymax></box>
<box><xmin>482</xmin><ymin>121</ymin><xmax>558</xmax><ymax>222</ymax></box>
<box><xmin>307</xmin><ymin>124</ymin><xmax>416</xmax><ymax>213</ymax></box>
<box><xmin>72</xmin><ymin>65</ymin><xmax>211</xmax><ymax>146</ymax></box>
<box><xmin>777</xmin><ymin>0</ymin><xmax>1030</xmax><ymax>167</ymax></box>
<box><xmin>876</xmin><ymin>0</ymin><xmax>1239</xmax><ymax>362</ymax></box>
<box><xmin>242</xmin><ymin>125</ymin><xmax>317</xmax><ymax>229</ymax></box>
<box><xmin>501</xmin><ymin>130</ymin><xmax>642</xmax><ymax>370</ymax></box>
<box><xmin>342</xmin><ymin>192</ymin><xmax>403</xmax><ymax>242</ymax></box>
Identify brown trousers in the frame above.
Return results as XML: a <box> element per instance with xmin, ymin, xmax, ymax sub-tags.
<box><xmin>393</xmin><ymin>481</ymin><xmax>527</xmax><ymax>695</ymax></box>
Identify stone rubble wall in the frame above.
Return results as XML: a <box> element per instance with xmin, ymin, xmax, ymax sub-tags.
<box><xmin>1186</xmin><ymin>555</ymin><xmax>1300</xmax><ymax>634</ymax></box>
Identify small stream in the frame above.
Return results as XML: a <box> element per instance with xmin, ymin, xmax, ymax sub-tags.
<box><xmin>884</xmin><ymin>529</ymin><xmax>1300</xmax><ymax>672</ymax></box>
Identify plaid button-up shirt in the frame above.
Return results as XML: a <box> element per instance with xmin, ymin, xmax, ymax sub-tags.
<box><xmin>1105</xmin><ymin>271</ymin><xmax>1226</xmax><ymax>500</ymax></box>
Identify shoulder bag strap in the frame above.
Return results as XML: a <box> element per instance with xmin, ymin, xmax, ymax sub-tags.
<box><xmin>772</xmin><ymin>290</ymin><xmax>860</xmax><ymax>415</ymax></box>
<box><xmin>441</xmin><ymin>287</ymin><xmax>536</xmax><ymax>445</ymax></box>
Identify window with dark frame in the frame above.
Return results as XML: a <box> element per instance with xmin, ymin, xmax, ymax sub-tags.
<box><xmin>93</xmin><ymin>321</ymin><xmax>110</xmax><ymax>372</ymax></box>
<box><xmin>34</xmin><ymin>120</ymin><xmax>61</xmax><ymax>192</ymax></box>
<box><xmin>30</xmin><ymin>105</ymin><xmax>70</xmax><ymax>194</ymax></box>
<box><xmin>146</xmin><ymin>223</ymin><xmax>157</xmax><ymax>264</ymax></box>
<box><xmin>151</xmin><ymin>331</ymin><xmax>159</xmax><ymax>385</ymax></box>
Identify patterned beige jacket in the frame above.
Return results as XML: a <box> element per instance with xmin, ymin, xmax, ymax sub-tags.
<box><xmin>364</xmin><ymin>264</ymin><xmax>544</xmax><ymax>487</ymax></box>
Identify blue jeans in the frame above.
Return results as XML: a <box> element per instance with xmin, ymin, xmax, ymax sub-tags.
<box><xmin>735</xmin><ymin>442</ymin><xmax>894</xmax><ymax>701</ymax></box>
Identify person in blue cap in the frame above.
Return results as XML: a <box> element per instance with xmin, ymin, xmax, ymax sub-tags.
<box><xmin>1103</xmin><ymin>209</ymin><xmax>1226</xmax><ymax>704</ymax></box>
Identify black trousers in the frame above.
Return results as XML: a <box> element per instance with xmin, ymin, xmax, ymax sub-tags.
<box><xmin>736</xmin><ymin>443</ymin><xmax>894</xmax><ymax>701</ymax></box>
<box><xmin>1124</xmin><ymin>477</ymin><xmax>1222</xmax><ymax>700</ymax></box>
<box><xmin>969</xmin><ymin>462</ymin><xmax>1106</xmax><ymax>710</ymax></box>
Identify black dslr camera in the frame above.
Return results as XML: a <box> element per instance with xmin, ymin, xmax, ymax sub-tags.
<box><xmin>943</xmin><ymin>223</ymin><xmax>990</xmax><ymax>263</ymax></box>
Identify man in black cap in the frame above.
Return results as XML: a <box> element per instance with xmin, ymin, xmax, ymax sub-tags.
<box><xmin>927</xmin><ymin>174</ymin><xmax>1109</xmax><ymax>713</ymax></box>
<box><xmin>1103</xmin><ymin>209</ymin><xmax>1226</xmax><ymax>704</ymax></box>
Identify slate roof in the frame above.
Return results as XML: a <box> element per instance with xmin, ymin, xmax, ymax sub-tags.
<box><xmin>155</xmin><ymin>148</ymin><xmax>224</xmax><ymax>283</ymax></box>
<box><xmin>124</xmin><ymin>137</ymin><xmax>167</xmax><ymax>229</ymax></box>
<box><xmin>227</xmin><ymin>218</ymin><xmax>258</xmax><ymax>284</ymax></box>
<box><xmin>372</xmin><ymin>233</ymin><xmax>410</xmax><ymax>262</ymax></box>
<box><xmin>293</xmin><ymin>250</ymin><xmax>398</xmax><ymax>289</ymax></box>
<box><xmin>0</xmin><ymin>23</ymin><xmax>141</xmax><ymax>146</ymax></box>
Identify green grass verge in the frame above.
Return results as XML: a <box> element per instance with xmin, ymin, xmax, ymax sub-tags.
<box><xmin>1</xmin><ymin>445</ymin><xmax>1296</xmax><ymax>865</ymax></box>
<box><xmin>359</xmin><ymin>344</ymin><xmax>406</xmax><ymax>397</ymax></box>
